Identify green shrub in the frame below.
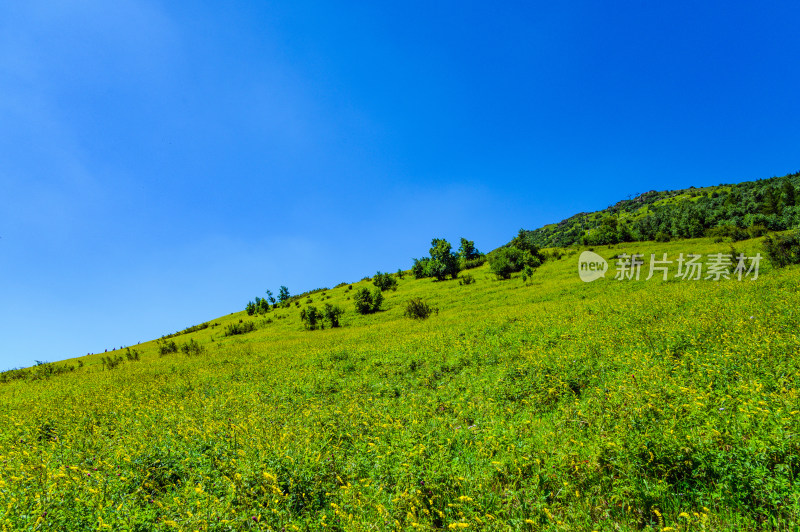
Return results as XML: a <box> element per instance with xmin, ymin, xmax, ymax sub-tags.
<box><xmin>748</xmin><ymin>224</ymin><xmax>769</xmax><ymax>238</ymax></box>
<box><xmin>404</xmin><ymin>298</ymin><xmax>435</xmax><ymax>319</ymax></box>
<box><xmin>180</xmin><ymin>339</ymin><xmax>205</xmax><ymax>356</ymax></box>
<box><xmin>224</xmin><ymin>321</ymin><xmax>256</xmax><ymax>336</ymax></box>
<box><xmin>373</xmin><ymin>271</ymin><xmax>398</xmax><ymax>291</ymax></box>
<box><xmin>458</xmin><ymin>273</ymin><xmax>475</xmax><ymax>286</ymax></box>
<box><xmin>353</xmin><ymin>287</ymin><xmax>383</xmax><ymax>314</ymax></box>
<box><xmin>521</xmin><ymin>265</ymin><xmax>536</xmax><ymax>283</ymax></box>
<box><xmin>488</xmin><ymin>246</ymin><xmax>541</xmax><ymax>279</ymax></box>
<box><xmin>763</xmin><ymin>231</ymin><xmax>800</xmax><ymax>267</ymax></box>
<box><xmin>102</xmin><ymin>355</ymin><xmax>124</xmax><ymax>370</ymax></box>
<box><xmin>158</xmin><ymin>341</ymin><xmax>178</xmax><ymax>356</ymax></box>
<box><xmin>462</xmin><ymin>256</ymin><xmax>487</xmax><ymax>269</ymax></box>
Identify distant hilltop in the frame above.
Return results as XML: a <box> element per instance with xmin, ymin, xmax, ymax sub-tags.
<box><xmin>518</xmin><ymin>171</ymin><xmax>800</xmax><ymax>248</ymax></box>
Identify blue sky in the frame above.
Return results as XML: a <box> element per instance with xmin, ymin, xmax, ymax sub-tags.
<box><xmin>1</xmin><ymin>1</ymin><xmax>799</xmax><ymax>369</ymax></box>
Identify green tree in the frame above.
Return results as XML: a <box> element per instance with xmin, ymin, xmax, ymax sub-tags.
<box><xmin>510</xmin><ymin>229</ymin><xmax>541</xmax><ymax>254</ymax></box>
<box><xmin>458</xmin><ymin>238</ymin><xmax>481</xmax><ymax>260</ymax></box>
<box><xmin>762</xmin><ymin>187</ymin><xmax>779</xmax><ymax>215</ymax></box>
<box><xmin>428</xmin><ymin>238</ymin><xmax>460</xmax><ymax>280</ymax></box>
<box><xmin>278</xmin><ymin>286</ymin><xmax>290</xmax><ymax>305</ymax></box>
<box><xmin>300</xmin><ymin>306</ymin><xmax>323</xmax><ymax>330</ymax></box>
<box><xmin>323</xmin><ymin>303</ymin><xmax>343</xmax><ymax>328</ymax></box>
<box><xmin>782</xmin><ymin>180</ymin><xmax>796</xmax><ymax>207</ymax></box>
<box><xmin>411</xmin><ymin>257</ymin><xmax>431</xmax><ymax>279</ymax></box>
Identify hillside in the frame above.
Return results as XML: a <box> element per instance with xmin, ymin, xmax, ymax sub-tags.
<box><xmin>2</xmin><ymin>232</ymin><xmax>800</xmax><ymax>530</ymax></box>
<box><xmin>522</xmin><ymin>171</ymin><xmax>800</xmax><ymax>248</ymax></box>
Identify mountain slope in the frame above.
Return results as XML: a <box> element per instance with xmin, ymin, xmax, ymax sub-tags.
<box><xmin>522</xmin><ymin>170</ymin><xmax>800</xmax><ymax>248</ymax></box>
<box><xmin>2</xmin><ymin>234</ymin><xmax>799</xmax><ymax>530</ymax></box>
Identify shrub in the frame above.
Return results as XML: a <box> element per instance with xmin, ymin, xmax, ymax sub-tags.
<box><xmin>544</xmin><ymin>248</ymin><xmax>565</xmax><ymax>261</ymax></box>
<box><xmin>323</xmin><ymin>303</ymin><xmax>343</xmax><ymax>328</ymax></box>
<box><xmin>488</xmin><ymin>246</ymin><xmax>541</xmax><ymax>279</ymax></box>
<box><xmin>159</xmin><ymin>341</ymin><xmax>178</xmax><ymax>356</ymax></box>
<box><xmin>706</xmin><ymin>224</ymin><xmax>749</xmax><ymax>242</ymax></box>
<box><xmin>396</xmin><ymin>268</ymin><xmax>405</xmax><ymax>280</ymax></box>
<box><xmin>300</xmin><ymin>306</ymin><xmax>324</xmax><ymax>330</ymax></box>
<box><xmin>180</xmin><ymin>339</ymin><xmax>205</xmax><ymax>356</ymax></box>
<box><xmin>763</xmin><ymin>231</ymin><xmax>800</xmax><ymax>268</ymax></box>
<box><xmin>224</xmin><ymin>321</ymin><xmax>256</xmax><ymax>336</ymax></box>
<box><xmin>102</xmin><ymin>355</ymin><xmax>124</xmax><ymax>370</ymax></box>
<box><xmin>125</xmin><ymin>348</ymin><xmax>141</xmax><ymax>361</ymax></box>
<box><xmin>353</xmin><ymin>287</ymin><xmax>383</xmax><ymax>314</ymax></box>
<box><xmin>655</xmin><ymin>231</ymin><xmax>671</xmax><ymax>242</ymax></box>
<box><xmin>522</xmin><ymin>265</ymin><xmax>536</xmax><ymax>283</ymax></box>
<box><xmin>458</xmin><ymin>273</ymin><xmax>475</xmax><ymax>286</ymax></box>
<box><xmin>373</xmin><ymin>271</ymin><xmax>398</xmax><ymax>291</ymax></box>
<box><xmin>748</xmin><ymin>224</ymin><xmax>769</xmax><ymax>238</ymax></box>
<box><xmin>462</xmin><ymin>256</ymin><xmax>487</xmax><ymax>269</ymax></box>
<box><xmin>404</xmin><ymin>298</ymin><xmax>436</xmax><ymax>319</ymax></box>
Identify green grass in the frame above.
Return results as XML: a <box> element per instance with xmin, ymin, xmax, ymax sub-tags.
<box><xmin>1</xmin><ymin>236</ymin><xmax>799</xmax><ymax>530</ymax></box>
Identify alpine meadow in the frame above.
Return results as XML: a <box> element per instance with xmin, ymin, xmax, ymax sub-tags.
<box><xmin>3</xmin><ymin>173</ymin><xmax>800</xmax><ymax>530</ymax></box>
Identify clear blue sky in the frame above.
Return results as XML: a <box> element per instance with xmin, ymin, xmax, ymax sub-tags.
<box><xmin>1</xmin><ymin>1</ymin><xmax>799</xmax><ymax>369</ymax></box>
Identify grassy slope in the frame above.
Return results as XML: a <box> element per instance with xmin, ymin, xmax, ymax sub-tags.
<box><xmin>2</xmin><ymin>237</ymin><xmax>800</xmax><ymax>530</ymax></box>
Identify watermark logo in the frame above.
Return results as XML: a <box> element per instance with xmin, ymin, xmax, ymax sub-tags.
<box><xmin>577</xmin><ymin>251</ymin><xmax>761</xmax><ymax>282</ymax></box>
<box><xmin>578</xmin><ymin>251</ymin><xmax>608</xmax><ymax>282</ymax></box>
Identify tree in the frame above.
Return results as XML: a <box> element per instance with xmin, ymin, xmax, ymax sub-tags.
<box><xmin>323</xmin><ymin>303</ymin><xmax>343</xmax><ymax>328</ymax></box>
<box><xmin>300</xmin><ymin>306</ymin><xmax>323</xmax><ymax>330</ymax></box>
<box><xmin>266</xmin><ymin>289</ymin><xmax>276</xmax><ymax>307</ymax></box>
<box><xmin>411</xmin><ymin>257</ymin><xmax>431</xmax><ymax>279</ymax></box>
<box><xmin>428</xmin><ymin>238</ymin><xmax>460</xmax><ymax>280</ymax></box>
<box><xmin>510</xmin><ymin>229</ymin><xmax>541</xmax><ymax>255</ymax></box>
<box><xmin>782</xmin><ymin>180</ymin><xmax>796</xmax><ymax>208</ymax></box>
<box><xmin>458</xmin><ymin>238</ymin><xmax>481</xmax><ymax>260</ymax></box>
<box><xmin>278</xmin><ymin>286</ymin><xmax>290</xmax><ymax>305</ymax></box>
<box><xmin>762</xmin><ymin>187</ymin><xmax>779</xmax><ymax>215</ymax></box>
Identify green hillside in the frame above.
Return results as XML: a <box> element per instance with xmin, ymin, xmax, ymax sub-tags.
<box><xmin>523</xmin><ymin>171</ymin><xmax>800</xmax><ymax>248</ymax></box>
<box><xmin>2</xmin><ymin>228</ymin><xmax>800</xmax><ymax>530</ymax></box>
